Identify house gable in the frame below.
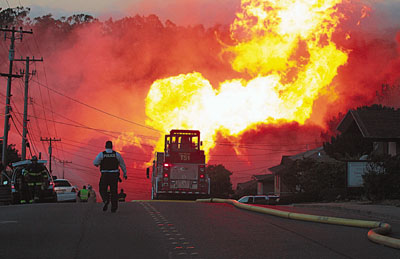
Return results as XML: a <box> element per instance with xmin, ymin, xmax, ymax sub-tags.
<box><xmin>337</xmin><ymin>107</ymin><xmax>400</xmax><ymax>140</ymax></box>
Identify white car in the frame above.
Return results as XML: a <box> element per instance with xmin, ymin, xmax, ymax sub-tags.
<box><xmin>238</xmin><ymin>195</ymin><xmax>280</xmax><ymax>205</ymax></box>
<box><xmin>54</xmin><ymin>179</ymin><xmax>77</xmax><ymax>202</ymax></box>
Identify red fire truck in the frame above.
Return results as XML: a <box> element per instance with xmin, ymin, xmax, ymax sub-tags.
<box><xmin>147</xmin><ymin>130</ymin><xmax>210</xmax><ymax>200</ymax></box>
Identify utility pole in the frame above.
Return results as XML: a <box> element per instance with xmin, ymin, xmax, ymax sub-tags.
<box><xmin>40</xmin><ymin>137</ymin><xmax>61</xmax><ymax>174</ymax></box>
<box><xmin>0</xmin><ymin>26</ymin><xmax>32</xmax><ymax>171</ymax></box>
<box><xmin>14</xmin><ymin>56</ymin><xmax>43</xmax><ymax>160</ymax></box>
<box><xmin>59</xmin><ymin>160</ymin><xmax>72</xmax><ymax>179</ymax></box>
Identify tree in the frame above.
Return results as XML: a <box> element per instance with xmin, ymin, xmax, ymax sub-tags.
<box><xmin>281</xmin><ymin>158</ymin><xmax>346</xmax><ymax>202</ymax></box>
<box><xmin>206</xmin><ymin>164</ymin><xmax>233</xmax><ymax>198</ymax></box>
<box><xmin>0</xmin><ymin>7</ymin><xmax>30</xmax><ymax>27</ymax></box>
<box><xmin>0</xmin><ymin>142</ymin><xmax>21</xmax><ymax>168</ymax></box>
<box><xmin>363</xmin><ymin>154</ymin><xmax>400</xmax><ymax>200</ymax></box>
<box><xmin>323</xmin><ymin>132</ymin><xmax>373</xmax><ymax>160</ymax></box>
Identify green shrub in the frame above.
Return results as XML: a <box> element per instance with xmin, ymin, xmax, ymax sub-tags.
<box><xmin>363</xmin><ymin>155</ymin><xmax>400</xmax><ymax>200</ymax></box>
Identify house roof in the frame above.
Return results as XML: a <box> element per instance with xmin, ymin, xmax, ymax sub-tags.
<box><xmin>337</xmin><ymin>107</ymin><xmax>400</xmax><ymax>139</ymax></box>
<box><xmin>268</xmin><ymin>164</ymin><xmax>287</xmax><ymax>174</ymax></box>
<box><xmin>253</xmin><ymin>174</ymin><xmax>274</xmax><ymax>182</ymax></box>
<box><xmin>236</xmin><ymin>179</ymin><xmax>257</xmax><ymax>190</ymax></box>
<box><xmin>268</xmin><ymin>146</ymin><xmax>336</xmax><ymax>174</ymax></box>
<box><xmin>288</xmin><ymin>146</ymin><xmax>325</xmax><ymax>160</ymax></box>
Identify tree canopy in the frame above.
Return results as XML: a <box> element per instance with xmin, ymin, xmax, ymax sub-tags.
<box><xmin>206</xmin><ymin>164</ymin><xmax>233</xmax><ymax>198</ymax></box>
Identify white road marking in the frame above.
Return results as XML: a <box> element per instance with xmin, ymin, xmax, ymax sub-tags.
<box><xmin>0</xmin><ymin>220</ymin><xmax>18</xmax><ymax>224</ymax></box>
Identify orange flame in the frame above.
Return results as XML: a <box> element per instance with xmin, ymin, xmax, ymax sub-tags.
<box><xmin>145</xmin><ymin>0</ymin><xmax>348</xmax><ymax>154</ymax></box>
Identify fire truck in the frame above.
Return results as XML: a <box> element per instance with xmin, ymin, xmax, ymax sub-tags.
<box><xmin>147</xmin><ymin>130</ymin><xmax>210</xmax><ymax>200</ymax></box>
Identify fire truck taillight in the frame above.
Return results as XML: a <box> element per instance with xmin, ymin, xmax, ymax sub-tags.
<box><xmin>199</xmin><ymin>174</ymin><xmax>205</xmax><ymax>179</ymax></box>
<box><xmin>163</xmin><ymin>173</ymin><xmax>169</xmax><ymax>178</ymax></box>
<box><xmin>199</xmin><ymin>165</ymin><xmax>205</xmax><ymax>172</ymax></box>
<box><xmin>164</xmin><ymin>163</ymin><xmax>171</xmax><ymax>167</ymax></box>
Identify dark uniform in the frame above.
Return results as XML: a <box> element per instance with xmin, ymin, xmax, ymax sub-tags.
<box><xmin>22</xmin><ymin>164</ymin><xmax>47</xmax><ymax>203</ymax></box>
<box><xmin>94</xmin><ymin>141</ymin><xmax>127</xmax><ymax>213</ymax></box>
<box><xmin>100</xmin><ymin>151</ymin><xmax>119</xmax><ymax>210</ymax></box>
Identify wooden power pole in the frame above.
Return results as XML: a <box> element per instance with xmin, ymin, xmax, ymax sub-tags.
<box><xmin>14</xmin><ymin>56</ymin><xmax>43</xmax><ymax>160</ymax></box>
<box><xmin>40</xmin><ymin>137</ymin><xmax>61</xmax><ymax>174</ymax></box>
<box><xmin>0</xmin><ymin>26</ymin><xmax>32</xmax><ymax>170</ymax></box>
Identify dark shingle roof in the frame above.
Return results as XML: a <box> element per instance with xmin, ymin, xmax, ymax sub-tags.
<box><xmin>253</xmin><ymin>174</ymin><xmax>274</xmax><ymax>182</ymax></box>
<box><xmin>337</xmin><ymin>107</ymin><xmax>400</xmax><ymax>139</ymax></box>
<box><xmin>236</xmin><ymin>179</ymin><xmax>257</xmax><ymax>190</ymax></box>
<box><xmin>268</xmin><ymin>146</ymin><xmax>336</xmax><ymax>175</ymax></box>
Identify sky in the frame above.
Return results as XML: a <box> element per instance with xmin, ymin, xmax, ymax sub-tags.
<box><xmin>0</xmin><ymin>0</ymin><xmax>399</xmax><ymax>200</ymax></box>
<box><xmin>1</xmin><ymin>0</ymin><xmax>399</xmax><ymax>29</ymax></box>
<box><xmin>1</xmin><ymin>0</ymin><xmax>241</xmax><ymax>27</ymax></box>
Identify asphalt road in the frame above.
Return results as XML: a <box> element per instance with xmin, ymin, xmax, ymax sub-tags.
<box><xmin>0</xmin><ymin>201</ymin><xmax>399</xmax><ymax>259</ymax></box>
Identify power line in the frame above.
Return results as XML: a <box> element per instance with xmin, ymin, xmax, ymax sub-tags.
<box><xmin>10</xmin><ymin>114</ymin><xmax>23</xmax><ymax>137</ymax></box>
<box><xmin>14</xmin><ymin>56</ymin><xmax>44</xmax><ymax>160</ymax></box>
<box><xmin>26</xmin><ymin>123</ymin><xmax>39</xmax><ymax>156</ymax></box>
<box><xmin>15</xmin><ymin>108</ymin><xmax>317</xmax><ymax>154</ymax></box>
<box><xmin>40</xmin><ymin>137</ymin><xmax>61</xmax><ymax>174</ymax></box>
<box><xmin>33</xmin><ymin>53</ymin><xmax>65</xmax><ymax>163</ymax></box>
<box><xmin>31</xmin><ymin>79</ymin><xmax>161</xmax><ymax>133</ymax></box>
<box><xmin>60</xmin><ymin>148</ymin><xmax>150</xmax><ymax>163</ymax></box>
<box><xmin>30</xmin><ymin>98</ymin><xmax>159</xmax><ymax>139</ymax></box>
<box><xmin>211</xmin><ymin>141</ymin><xmax>323</xmax><ymax>147</ymax></box>
<box><xmin>232</xmin><ymin>165</ymin><xmax>271</xmax><ymax>174</ymax></box>
<box><xmin>30</xmin><ymin>96</ymin><xmax>48</xmax><ymax>152</ymax></box>
<box><xmin>0</xmin><ymin>26</ymin><xmax>32</xmax><ymax>167</ymax></box>
<box><xmin>60</xmin><ymin>138</ymin><xmax>151</xmax><ymax>155</ymax></box>
<box><xmin>12</xmin><ymin>109</ymin><xmax>157</xmax><ymax>148</ymax></box>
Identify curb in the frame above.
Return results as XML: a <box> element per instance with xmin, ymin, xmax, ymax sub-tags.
<box><xmin>293</xmin><ymin>203</ymin><xmax>400</xmax><ymax>221</ymax></box>
<box><xmin>196</xmin><ymin>198</ymin><xmax>400</xmax><ymax>250</ymax></box>
<box><xmin>131</xmin><ymin>200</ymin><xmax>195</xmax><ymax>203</ymax></box>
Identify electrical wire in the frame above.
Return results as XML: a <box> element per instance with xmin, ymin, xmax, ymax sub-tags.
<box><xmin>61</xmin><ymin>138</ymin><xmax>151</xmax><ymax>155</ymax></box>
<box><xmin>9</xmin><ymin>114</ymin><xmax>23</xmax><ymax>137</ymax></box>
<box><xmin>34</xmin><ymin>55</ymin><xmax>66</xmax><ymax>163</ymax></box>
<box><xmin>13</xmin><ymin>109</ymin><xmax>157</xmax><ymax>148</ymax></box>
<box><xmin>26</xmin><ymin>123</ymin><xmax>39</xmax><ymax>155</ymax></box>
<box><xmin>31</xmin><ymin>79</ymin><xmax>161</xmax><ymax>133</ymax></box>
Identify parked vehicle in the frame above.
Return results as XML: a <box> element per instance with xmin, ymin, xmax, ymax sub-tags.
<box><xmin>238</xmin><ymin>195</ymin><xmax>280</xmax><ymax>205</ymax></box>
<box><xmin>10</xmin><ymin>159</ymin><xmax>57</xmax><ymax>204</ymax></box>
<box><xmin>53</xmin><ymin>179</ymin><xmax>77</xmax><ymax>202</ymax></box>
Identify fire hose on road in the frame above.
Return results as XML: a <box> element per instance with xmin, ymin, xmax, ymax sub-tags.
<box><xmin>196</xmin><ymin>198</ymin><xmax>400</xmax><ymax>250</ymax></box>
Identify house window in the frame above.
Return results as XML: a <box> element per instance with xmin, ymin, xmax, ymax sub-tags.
<box><xmin>388</xmin><ymin>142</ymin><xmax>397</xmax><ymax>156</ymax></box>
<box><xmin>275</xmin><ymin>175</ymin><xmax>280</xmax><ymax>193</ymax></box>
<box><xmin>257</xmin><ymin>182</ymin><xmax>263</xmax><ymax>195</ymax></box>
<box><xmin>373</xmin><ymin>142</ymin><xmax>387</xmax><ymax>155</ymax></box>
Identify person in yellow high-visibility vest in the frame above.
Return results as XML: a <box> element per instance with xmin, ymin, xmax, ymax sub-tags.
<box><xmin>78</xmin><ymin>185</ymin><xmax>90</xmax><ymax>202</ymax></box>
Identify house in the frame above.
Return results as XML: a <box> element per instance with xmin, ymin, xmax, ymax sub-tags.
<box><xmin>235</xmin><ymin>169</ymin><xmax>275</xmax><ymax>197</ymax></box>
<box><xmin>337</xmin><ymin>106</ymin><xmax>400</xmax><ymax>156</ymax></box>
<box><xmin>253</xmin><ymin>173</ymin><xmax>274</xmax><ymax>195</ymax></box>
<box><xmin>337</xmin><ymin>106</ymin><xmax>400</xmax><ymax>187</ymax></box>
<box><xmin>269</xmin><ymin>106</ymin><xmax>400</xmax><ymax>195</ymax></box>
<box><xmin>235</xmin><ymin>179</ymin><xmax>257</xmax><ymax>197</ymax></box>
<box><xmin>269</xmin><ymin>146</ymin><xmax>334</xmax><ymax>196</ymax></box>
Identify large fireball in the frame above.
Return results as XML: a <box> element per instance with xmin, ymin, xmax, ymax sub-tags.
<box><xmin>145</xmin><ymin>0</ymin><xmax>348</xmax><ymax>154</ymax></box>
